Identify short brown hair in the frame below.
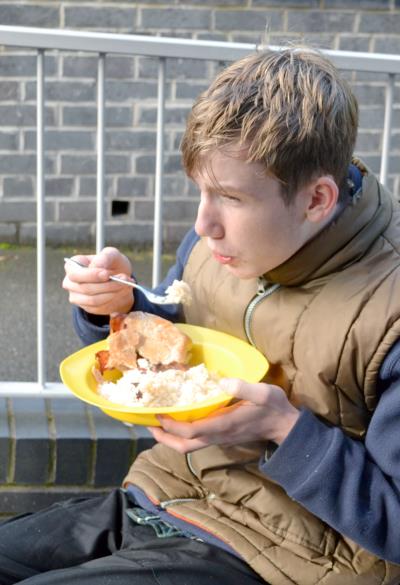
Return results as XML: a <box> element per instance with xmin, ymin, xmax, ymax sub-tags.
<box><xmin>181</xmin><ymin>47</ymin><xmax>358</xmax><ymax>202</ymax></box>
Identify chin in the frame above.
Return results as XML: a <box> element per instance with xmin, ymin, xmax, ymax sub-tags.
<box><xmin>225</xmin><ymin>265</ymin><xmax>263</xmax><ymax>280</ymax></box>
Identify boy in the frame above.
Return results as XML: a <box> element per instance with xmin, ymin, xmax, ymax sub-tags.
<box><xmin>1</xmin><ymin>46</ymin><xmax>400</xmax><ymax>585</ymax></box>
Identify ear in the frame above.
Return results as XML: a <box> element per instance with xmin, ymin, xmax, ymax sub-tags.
<box><xmin>305</xmin><ymin>176</ymin><xmax>339</xmax><ymax>224</ymax></box>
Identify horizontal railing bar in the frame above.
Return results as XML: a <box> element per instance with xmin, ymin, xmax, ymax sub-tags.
<box><xmin>0</xmin><ymin>25</ymin><xmax>399</xmax><ymax>74</ymax></box>
<box><xmin>0</xmin><ymin>382</ymin><xmax>74</xmax><ymax>398</ymax></box>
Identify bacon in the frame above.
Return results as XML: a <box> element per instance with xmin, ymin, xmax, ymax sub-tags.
<box><xmin>110</xmin><ymin>313</ymin><xmax>127</xmax><ymax>334</ymax></box>
<box><xmin>95</xmin><ymin>350</ymin><xmax>110</xmax><ymax>374</ymax></box>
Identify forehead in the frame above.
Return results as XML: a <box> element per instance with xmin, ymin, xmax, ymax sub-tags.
<box><xmin>193</xmin><ymin>148</ymin><xmax>280</xmax><ymax>198</ymax></box>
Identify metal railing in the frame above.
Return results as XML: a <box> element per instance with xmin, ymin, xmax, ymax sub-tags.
<box><xmin>0</xmin><ymin>25</ymin><xmax>398</xmax><ymax>398</ymax></box>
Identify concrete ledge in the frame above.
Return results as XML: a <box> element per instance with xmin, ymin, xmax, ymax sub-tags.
<box><xmin>0</xmin><ymin>397</ymin><xmax>155</xmax><ymax>518</ymax></box>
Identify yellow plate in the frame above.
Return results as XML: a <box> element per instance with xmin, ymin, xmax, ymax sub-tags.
<box><xmin>60</xmin><ymin>323</ymin><xmax>269</xmax><ymax>426</ymax></box>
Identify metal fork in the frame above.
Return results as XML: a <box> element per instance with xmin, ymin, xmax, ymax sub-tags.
<box><xmin>64</xmin><ymin>257</ymin><xmax>173</xmax><ymax>305</ymax></box>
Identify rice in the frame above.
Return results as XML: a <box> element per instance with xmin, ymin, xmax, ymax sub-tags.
<box><xmin>98</xmin><ymin>360</ymin><xmax>222</xmax><ymax>408</ymax></box>
<box><xmin>165</xmin><ymin>280</ymin><xmax>192</xmax><ymax>305</ymax></box>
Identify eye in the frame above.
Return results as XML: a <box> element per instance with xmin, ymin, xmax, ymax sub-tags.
<box><xmin>221</xmin><ymin>193</ymin><xmax>241</xmax><ymax>203</ymax></box>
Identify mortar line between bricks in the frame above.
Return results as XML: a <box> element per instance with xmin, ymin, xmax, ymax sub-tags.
<box><xmin>6</xmin><ymin>398</ymin><xmax>16</xmax><ymax>484</ymax></box>
<box><xmin>45</xmin><ymin>398</ymin><xmax>57</xmax><ymax>484</ymax></box>
<box><xmin>86</xmin><ymin>405</ymin><xmax>97</xmax><ymax>486</ymax></box>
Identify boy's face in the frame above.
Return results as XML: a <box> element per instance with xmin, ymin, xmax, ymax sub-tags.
<box><xmin>193</xmin><ymin>148</ymin><xmax>317</xmax><ymax>279</ymax></box>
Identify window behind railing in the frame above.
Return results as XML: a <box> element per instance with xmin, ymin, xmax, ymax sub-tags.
<box><xmin>0</xmin><ymin>25</ymin><xmax>398</xmax><ymax>395</ymax></box>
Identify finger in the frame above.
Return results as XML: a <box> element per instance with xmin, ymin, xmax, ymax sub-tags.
<box><xmin>157</xmin><ymin>407</ymin><xmax>239</xmax><ymax>439</ymax></box>
<box><xmin>63</xmin><ymin>275</ymin><xmax>122</xmax><ymax>295</ymax></box>
<box><xmin>219</xmin><ymin>378</ymin><xmax>272</xmax><ymax>406</ymax></box>
<box><xmin>148</xmin><ymin>426</ymin><xmax>210</xmax><ymax>453</ymax></box>
<box><xmin>89</xmin><ymin>247</ymin><xmax>122</xmax><ymax>270</ymax></box>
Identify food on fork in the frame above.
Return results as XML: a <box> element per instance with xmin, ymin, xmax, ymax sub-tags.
<box><xmin>93</xmin><ymin>312</ymin><xmax>224</xmax><ymax>408</ymax></box>
<box><xmin>165</xmin><ymin>279</ymin><xmax>192</xmax><ymax>305</ymax></box>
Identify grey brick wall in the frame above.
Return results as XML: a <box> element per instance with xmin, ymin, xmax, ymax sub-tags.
<box><xmin>0</xmin><ymin>0</ymin><xmax>398</xmax><ymax>247</ymax></box>
<box><xmin>0</xmin><ymin>396</ymin><xmax>155</xmax><ymax>519</ymax></box>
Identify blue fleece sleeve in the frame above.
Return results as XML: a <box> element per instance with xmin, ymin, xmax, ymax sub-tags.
<box><xmin>72</xmin><ymin>228</ymin><xmax>200</xmax><ymax>345</ymax></box>
<box><xmin>260</xmin><ymin>339</ymin><xmax>400</xmax><ymax>563</ymax></box>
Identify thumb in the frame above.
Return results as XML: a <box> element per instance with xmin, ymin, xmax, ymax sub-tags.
<box><xmin>89</xmin><ymin>247</ymin><xmax>120</xmax><ymax>270</ymax></box>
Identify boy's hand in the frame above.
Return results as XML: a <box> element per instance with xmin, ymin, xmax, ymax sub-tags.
<box><xmin>62</xmin><ymin>246</ymin><xmax>134</xmax><ymax>316</ymax></box>
<box><xmin>148</xmin><ymin>379</ymin><xmax>300</xmax><ymax>453</ymax></box>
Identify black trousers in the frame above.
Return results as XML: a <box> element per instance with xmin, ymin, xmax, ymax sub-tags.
<box><xmin>0</xmin><ymin>488</ymin><xmax>265</xmax><ymax>585</ymax></box>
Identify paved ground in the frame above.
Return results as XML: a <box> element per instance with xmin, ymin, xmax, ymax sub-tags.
<box><xmin>0</xmin><ymin>246</ymin><xmax>175</xmax><ymax>383</ymax></box>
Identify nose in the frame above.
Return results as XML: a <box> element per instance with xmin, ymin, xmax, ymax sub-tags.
<box><xmin>194</xmin><ymin>194</ymin><xmax>224</xmax><ymax>239</ymax></box>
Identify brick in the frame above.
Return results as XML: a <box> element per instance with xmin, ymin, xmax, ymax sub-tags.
<box><xmin>46</xmin><ymin>177</ymin><xmax>76</xmax><ymax>197</ymax></box>
<box><xmin>0</xmin><ymin>81</ymin><xmax>19</xmax><ymax>101</ymax></box>
<box><xmin>64</xmin><ymin>6</ymin><xmax>136</xmax><ymax>29</ymax></box>
<box><xmin>89</xmin><ymin>407</ymin><xmax>134</xmax><ymax>487</ymax></box>
<box><xmin>0</xmin><ymin>488</ymin><xmax>108</xmax><ymax>516</ymax></box>
<box><xmin>0</xmin><ymin>4</ymin><xmax>59</xmax><ymax>27</ymax></box>
<box><xmin>196</xmin><ymin>32</ymin><xmax>228</xmax><ymax>42</ymax></box>
<box><xmin>175</xmin><ymin>81</ymin><xmax>208</xmax><ymax>100</ymax></box>
<box><xmin>25</xmin><ymin>130</ymin><xmax>94</xmax><ymax>152</ymax></box>
<box><xmin>392</xmin><ymin>134</ymin><xmax>400</xmax><ymax>151</ymax></box>
<box><xmin>338</xmin><ymin>36</ymin><xmax>371</xmax><ymax>52</ymax></box>
<box><xmin>164</xmin><ymin>222</ymin><xmax>194</xmax><ymax>244</ymax></box>
<box><xmin>61</xmin><ymin>155</ymin><xmax>130</xmax><ymax>175</ymax></box>
<box><xmin>105</xmin><ymin>56</ymin><xmax>136</xmax><ymax>79</ymax></box>
<box><xmin>0</xmin><ymin>224</ymin><xmax>17</xmax><ymax>241</ymax></box>
<box><xmin>62</xmin><ymin>55</ymin><xmax>136</xmax><ymax>80</ymax></box>
<box><xmin>214</xmin><ymin>9</ymin><xmax>283</xmax><ymax>32</ymax></box>
<box><xmin>58</xmin><ymin>201</ymin><xmax>96</xmax><ymax>221</ymax></box>
<box><xmin>0</xmin><ymin>131</ymin><xmax>18</xmax><ymax>150</ymax></box>
<box><xmin>138</xmin><ymin>106</ymin><xmax>192</xmax><ymax>126</ymax></box>
<box><xmin>359</xmin><ymin>13</ymin><xmax>400</xmax><ymax>34</ymax></box>
<box><xmin>172</xmin><ymin>131</ymin><xmax>185</xmax><ymax>151</ymax></box>
<box><xmin>358</xmin><ymin>107</ymin><xmax>385</xmax><ymax>129</ymax></box>
<box><xmin>78</xmin><ymin>177</ymin><xmax>113</xmax><ymax>197</ymax></box>
<box><xmin>0</xmin><ymin>201</ymin><xmax>35</xmax><ymax>222</ymax></box>
<box><xmin>352</xmin><ymin>85</ymin><xmax>385</xmax><ymax>106</ymax></box>
<box><xmin>105</xmin><ymin>80</ymin><xmax>158</xmax><ymax>101</ymax></box>
<box><xmin>0</xmin><ymin>398</ymin><xmax>10</xmax><ymax>483</ymax></box>
<box><xmin>3</xmin><ymin>176</ymin><xmax>34</xmax><ymax>197</ymax></box>
<box><xmin>135</xmin><ymin>199</ymin><xmax>198</xmax><ymax>222</ymax></box>
<box><xmin>12</xmin><ymin>398</ymin><xmax>50</xmax><ymax>485</ymax></box>
<box><xmin>141</xmin><ymin>7</ymin><xmax>211</xmax><ymax>29</ymax></box>
<box><xmin>106</xmin><ymin>130</ymin><xmax>156</xmax><ymax>151</ymax></box>
<box><xmin>0</xmin><ymin>105</ymin><xmax>56</xmax><ymax>127</ymax></box>
<box><xmin>20</xmin><ymin>223</ymin><xmax>94</xmax><ymax>247</ymax></box>
<box><xmin>116</xmin><ymin>177</ymin><xmax>150</xmax><ymax>198</ymax></box>
<box><xmin>374</xmin><ymin>38</ymin><xmax>400</xmax><ymax>55</ymax></box>
<box><xmin>51</xmin><ymin>399</ymin><xmax>93</xmax><ymax>486</ymax></box>
<box><xmin>138</xmin><ymin>56</ymin><xmax>208</xmax><ymax>81</ymax></box>
<box><xmin>355</xmin><ymin>131</ymin><xmax>382</xmax><ymax>152</ymax></box>
<box><xmin>185</xmin><ymin>0</ymin><xmax>243</xmax><ymax>4</ymax></box>
<box><xmin>136</xmin><ymin>154</ymin><xmax>183</xmax><ymax>174</ymax></box>
<box><xmin>0</xmin><ymin>155</ymin><xmax>54</xmax><ymax>175</ymax></box>
<box><xmin>63</xmin><ymin>106</ymin><xmax>132</xmax><ymax>128</ymax></box>
<box><xmin>25</xmin><ymin>81</ymin><xmax>96</xmax><ymax>102</ymax></box>
<box><xmin>253</xmin><ymin>0</ymin><xmax>317</xmax><ymax>4</ymax></box>
<box><xmin>360</xmin><ymin>154</ymin><xmax>399</xmax><ymax>175</ymax></box>
<box><xmin>104</xmin><ymin>222</ymin><xmax>154</xmax><ymax>245</ymax></box>
<box><xmin>163</xmin><ymin>175</ymin><xmax>190</xmax><ymax>197</ymax></box>
<box><xmin>287</xmin><ymin>10</ymin><xmax>354</xmax><ymax>32</ymax></box>
<box><xmin>0</xmin><ymin>55</ymin><xmax>56</xmax><ymax>77</ymax></box>
<box><xmin>325</xmin><ymin>0</ymin><xmax>389</xmax><ymax>6</ymax></box>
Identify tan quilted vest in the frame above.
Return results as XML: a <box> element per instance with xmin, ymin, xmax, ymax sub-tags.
<box><xmin>125</xmin><ymin>163</ymin><xmax>400</xmax><ymax>584</ymax></box>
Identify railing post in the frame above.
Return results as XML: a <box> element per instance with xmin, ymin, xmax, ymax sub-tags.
<box><xmin>36</xmin><ymin>49</ymin><xmax>46</xmax><ymax>388</ymax></box>
<box><xmin>96</xmin><ymin>53</ymin><xmax>106</xmax><ymax>253</ymax></box>
<box><xmin>152</xmin><ymin>57</ymin><xmax>166</xmax><ymax>288</ymax></box>
<box><xmin>380</xmin><ymin>74</ymin><xmax>395</xmax><ymax>187</ymax></box>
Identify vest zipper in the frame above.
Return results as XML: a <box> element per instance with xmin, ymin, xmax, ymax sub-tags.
<box><xmin>244</xmin><ymin>278</ymin><xmax>280</xmax><ymax>346</ymax></box>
